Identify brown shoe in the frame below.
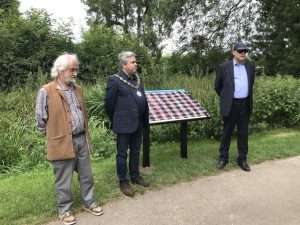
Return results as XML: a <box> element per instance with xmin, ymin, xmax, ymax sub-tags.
<box><xmin>85</xmin><ymin>205</ymin><xmax>104</xmax><ymax>216</ymax></box>
<box><xmin>120</xmin><ymin>181</ymin><xmax>134</xmax><ymax>197</ymax></box>
<box><xmin>59</xmin><ymin>213</ymin><xmax>76</xmax><ymax>225</ymax></box>
<box><xmin>132</xmin><ymin>177</ymin><xmax>150</xmax><ymax>187</ymax></box>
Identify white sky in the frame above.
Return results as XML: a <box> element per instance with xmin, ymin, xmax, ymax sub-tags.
<box><xmin>19</xmin><ymin>0</ymin><xmax>88</xmax><ymax>41</ymax></box>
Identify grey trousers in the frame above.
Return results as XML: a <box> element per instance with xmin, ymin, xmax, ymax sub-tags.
<box><xmin>51</xmin><ymin>133</ymin><xmax>96</xmax><ymax>215</ymax></box>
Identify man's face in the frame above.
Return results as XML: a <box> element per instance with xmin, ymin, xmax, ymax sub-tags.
<box><xmin>122</xmin><ymin>56</ymin><xmax>137</xmax><ymax>76</ymax></box>
<box><xmin>232</xmin><ymin>49</ymin><xmax>248</xmax><ymax>64</ymax></box>
<box><xmin>60</xmin><ymin>58</ymin><xmax>78</xmax><ymax>85</ymax></box>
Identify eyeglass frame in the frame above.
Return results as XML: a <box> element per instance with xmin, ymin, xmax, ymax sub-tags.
<box><xmin>235</xmin><ymin>49</ymin><xmax>249</xmax><ymax>54</ymax></box>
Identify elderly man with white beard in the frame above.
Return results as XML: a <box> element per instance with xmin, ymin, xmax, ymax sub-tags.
<box><xmin>35</xmin><ymin>53</ymin><xmax>103</xmax><ymax>225</ymax></box>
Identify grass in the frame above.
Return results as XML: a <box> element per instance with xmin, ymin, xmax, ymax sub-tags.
<box><xmin>0</xmin><ymin>127</ymin><xmax>300</xmax><ymax>225</ymax></box>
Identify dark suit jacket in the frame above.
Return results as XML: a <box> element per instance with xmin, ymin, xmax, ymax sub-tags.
<box><xmin>104</xmin><ymin>70</ymin><xmax>149</xmax><ymax>134</ymax></box>
<box><xmin>215</xmin><ymin>59</ymin><xmax>255</xmax><ymax>117</ymax></box>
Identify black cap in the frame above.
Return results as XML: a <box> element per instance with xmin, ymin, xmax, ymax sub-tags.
<box><xmin>233</xmin><ymin>42</ymin><xmax>248</xmax><ymax>50</ymax></box>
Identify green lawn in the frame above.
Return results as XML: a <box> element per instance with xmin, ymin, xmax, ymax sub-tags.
<box><xmin>0</xmin><ymin>127</ymin><xmax>300</xmax><ymax>225</ymax></box>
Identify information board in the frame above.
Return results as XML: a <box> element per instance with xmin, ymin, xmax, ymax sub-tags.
<box><xmin>145</xmin><ymin>89</ymin><xmax>210</xmax><ymax>124</ymax></box>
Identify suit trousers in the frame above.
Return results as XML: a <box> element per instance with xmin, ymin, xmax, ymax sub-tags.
<box><xmin>116</xmin><ymin>122</ymin><xmax>143</xmax><ymax>183</ymax></box>
<box><xmin>219</xmin><ymin>98</ymin><xmax>250</xmax><ymax>162</ymax></box>
<box><xmin>51</xmin><ymin>132</ymin><xmax>96</xmax><ymax>215</ymax></box>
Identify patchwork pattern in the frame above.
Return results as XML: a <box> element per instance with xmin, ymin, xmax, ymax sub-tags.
<box><xmin>145</xmin><ymin>89</ymin><xmax>210</xmax><ymax>124</ymax></box>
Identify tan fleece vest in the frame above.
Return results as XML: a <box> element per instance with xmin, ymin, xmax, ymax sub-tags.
<box><xmin>43</xmin><ymin>80</ymin><xmax>92</xmax><ymax>160</ymax></box>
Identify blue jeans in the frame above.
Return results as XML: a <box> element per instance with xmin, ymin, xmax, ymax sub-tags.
<box><xmin>116</xmin><ymin>123</ymin><xmax>143</xmax><ymax>183</ymax></box>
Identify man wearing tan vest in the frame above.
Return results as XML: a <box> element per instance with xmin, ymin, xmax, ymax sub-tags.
<box><xmin>35</xmin><ymin>53</ymin><xmax>103</xmax><ymax>225</ymax></box>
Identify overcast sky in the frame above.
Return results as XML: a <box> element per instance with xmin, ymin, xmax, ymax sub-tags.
<box><xmin>18</xmin><ymin>0</ymin><xmax>175</xmax><ymax>54</ymax></box>
<box><xmin>19</xmin><ymin>0</ymin><xmax>88</xmax><ymax>41</ymax></box>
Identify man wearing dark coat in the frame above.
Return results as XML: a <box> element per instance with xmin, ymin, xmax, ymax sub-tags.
<box><xmin>215</xmin><ymin>42</ymin><xmax>255</xmax><ymax>172</ymax></box>
<box><xmin>105</xmin><ymin>51</ymin><xmax>150</xmax><ymax>196</ymax></box>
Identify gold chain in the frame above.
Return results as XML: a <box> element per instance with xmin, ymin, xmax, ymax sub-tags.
<box><xmin>113</xmin><ymin>74</ymin><xmax>140</xmax><ymax>90</ymax></box>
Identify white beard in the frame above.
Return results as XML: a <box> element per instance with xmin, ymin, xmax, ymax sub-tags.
<box><xmin>66</xmin><ymin>78</ymin><xmax>76</xmax><ymax>85</ymax></box>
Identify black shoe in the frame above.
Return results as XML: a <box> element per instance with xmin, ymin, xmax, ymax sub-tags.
<box><xmin>237</xmin><ymin>161</ymin><xmax>250</xmax><ymax>172</ymax></box>
<box><xmin>217</xmin><ymin>160</ymin><xmax>228</xmax><ymax>170</ymax></box>
<box><xmin>132</xmin><ymin>177</ymin><xmax>150</xmax><ymax>187</ymax></box>
<box><xmin>120</xmin><ymin>181</ymin><xmax>134</xmax><ymax>197</ymax></box>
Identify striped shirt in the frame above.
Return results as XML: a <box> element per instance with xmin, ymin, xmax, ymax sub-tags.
<box><xmin>35</xmin><ymin>84</ymin><xmax>85</xmax><ymax>135</ymax></box>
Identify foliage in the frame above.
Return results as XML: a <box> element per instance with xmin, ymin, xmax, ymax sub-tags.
<box><xmin>76</xmin><ymin>24</ymin><xmax>153</xmax><ymax>83</ymax></box>
<box><xmin>164</xmin><ymin>47</ymin><xmax>229</xmax><ymax>76</ymax></box>
<box><xmin>252</xmin><ymin>0</ymin><xmax>300</xmax><ymax>76</ymax></box>
<box><xmin>0</xmin><ymin>87</ymin><xmax>47</xmax><ymax>172</ymax></box>
<box><xmin>84</xmin><ymin>84</ymin><xmax>108</xmax><ymax>122</ymax></box>
<box><xmin>252</xmin><ymin>75</ymin><xmax>300</xmax><ymax>128</ymax></box>
<box><xmin>172</xmin><ymin>0</ymin><xmax>257</xmax><ymax>49</ymax></box>
<box><xmin>0</xmin><ymin>0</ymin><xmax>19</xmax><ymax>20</ymax></box>
<box><xmin>81</xmin><ymin>0</ymin><xmax>187</xmax><ymax>60</ymax></box>
<box><xmin>83</xmin><ymin>84</ymin><xmax>116</xmax><ymax>159</ymax></box>
<box><xmin>88</xmin><ymin>117</ymin><xmax>116</xmax><ymax>159</ymax></box>
<box><xmin>0</xmin><ymin>8</ymin><xmax>74</xmax><ymax>90</ymax></box>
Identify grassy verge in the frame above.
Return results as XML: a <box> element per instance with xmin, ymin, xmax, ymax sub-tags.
<box><xmin>0</xmin><ymin>127</ymin><xmax>299</xmax><ymax>225</ymax></box>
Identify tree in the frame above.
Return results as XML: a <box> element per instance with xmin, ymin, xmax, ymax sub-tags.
<box><xmin>253</xmin><ymin>0</ymin><xmax>300</xmax><ymax>76</ymax></box>
<box><xmin>81</xmin><ymin>0</ymin><xmax>187</xmax><ymax>60</ymax></box>
<box><xmin>76</xmin><ymin>24</ymin><xmax>153</xmax><ymax>83</ymax></box>
<box><xmin>0</xmin><ymin>8</ymin><xmax>75</xmax><ymax>90</ymax></box>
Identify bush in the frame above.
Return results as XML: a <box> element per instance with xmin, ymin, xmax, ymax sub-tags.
<box><xmin>88</xmin><ymin>117</ymin><xmax>116</xmax><ymax>160</ymax></box>
<box><xmin>76</xmin><ymin>24</ymin><xmax>153</xmax><ymax>83</ymax></box>
<box><xmin>0</xmin><ymin>88</ymin><xmax>47</xmax><ymax>172</ymax></box>
<box><xmin>252</xmin><ymin>75</ymin><xmax>300</xmax><ymax>128</ymax></box>
<box><xmin>83</xmin><ymin>84</ymin><xmax>116</xmax><ymax>159</ymax></box>
<box><xmin>84</xmin><ymin>84</ymin><xmax>108</xmax><ymax>122</ymax></box>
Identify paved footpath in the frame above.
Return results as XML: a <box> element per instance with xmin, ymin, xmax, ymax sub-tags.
<box><xmin>46</xmin><ymin>156</ymin><xmax>300</xmax><ymax>225</ymax></box>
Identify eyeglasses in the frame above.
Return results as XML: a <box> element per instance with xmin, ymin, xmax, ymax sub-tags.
<box><xmin>236</xmin><ymin>49</ymin><xmax>249</xmax><ymax>54</ymax></box>
<box><xmin>68</xmin><ymin>67</ymin><xmax>78</xmax><ymax>73</ymax></box>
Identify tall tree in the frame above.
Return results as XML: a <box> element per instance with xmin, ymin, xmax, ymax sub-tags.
<box><xmin>253</xmin><ymin>0</ymin><xmax>300</xmax><ymax>75</ymax></box>
<box><xmin>81</xmin><ymin>0</ymin><xmax>186</xmax><ymax>60</ymax></box>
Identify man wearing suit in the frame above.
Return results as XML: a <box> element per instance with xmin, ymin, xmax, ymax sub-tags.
<box><xmin>215</xmin><ymin>42</ymin><xmax>255</xmax><ymax>172</ymax></box>
<box><xmin>105</xmin><ymin>51</ymin><xmax>150</xmax><ymax>197</ymax></box>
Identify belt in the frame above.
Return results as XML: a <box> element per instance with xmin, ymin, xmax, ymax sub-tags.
<box><xmin>73</xmin><ymin>131</ymin><xmax>85</xmax><ymax>136</ymax></box>
<box><xmin>233</xmin><ymin>97</ymin><xmax>248</xmax><ymax>101</ymax></box>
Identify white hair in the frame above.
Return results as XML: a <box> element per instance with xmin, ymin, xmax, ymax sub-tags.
<box><xmin>50</xmin><ymin>53</ymin><xmax>79</xmax><ymax>78</ymax></box>
<box><xmin>118</xmin><ymin>51</ymin><xmax>136</xmax><ymax>68</ymax></box>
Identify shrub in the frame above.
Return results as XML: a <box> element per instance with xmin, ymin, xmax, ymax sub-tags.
<box><xmin>252</xmin><ymin>75</ymin><xmax>300</xmax><ymax>128</ymax></box>
<box><xmin>0</xmin><ymin>88</ymin><xmax>47</xmax><ymax>172</ymax></box>
<box><xmin>88</xmin><ymin>117</ymin><xmax>116</xmax><ymax>160</ymax></box>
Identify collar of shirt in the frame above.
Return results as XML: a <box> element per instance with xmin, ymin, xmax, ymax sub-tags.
<box><xmin>119</xmin><ymin>70</ymin><xmax>137</xmax><ymax>80</ymax></box>
<box><xmin>233</xmin><ymin>58</ymin><xmax>245</xmax><ymax>66</ymax></box>
<box><xmin>55</xmin><ymin>79</ymin><xmax>75</xmax><ymax>91</ymax></box>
